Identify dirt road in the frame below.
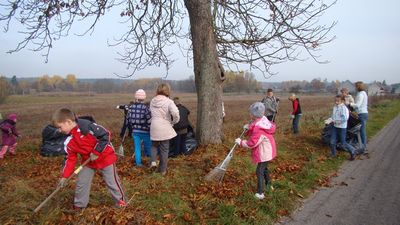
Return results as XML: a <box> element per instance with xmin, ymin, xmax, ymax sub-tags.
<box><xmin>279</xmin><ymin>115</ymin><xmax>400</xmax><ymax>225</ymax></box>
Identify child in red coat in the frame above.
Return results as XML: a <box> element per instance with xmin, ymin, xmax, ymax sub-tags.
<box><xmin>0</xmin><ymin>113</ymin><xmax>19</xmax><ymax>159</ymax></box>
<box><xmin>52</xmin><ymin>108</ymin><xmax>126</xmax><ymax>209</ymax></box>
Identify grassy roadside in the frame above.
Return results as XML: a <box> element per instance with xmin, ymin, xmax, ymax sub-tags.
<box><xmin>0</xmin><ymin>96</ymin><xmax>399</xmax><ymax>224</ymax></box>
<box><xmin>366</xmin><ymin>98</ymin><xmax>400</xmax><ymax>138</ymax></box>
<box><xmin>124</xmin><ymin>98</ymin><xmax>400</xmax><ymax>225</ymax></box>
<box><xmin>268</xmin><ymin>98</ymin><xmax>400</xmax><ymax>224</ymax></box>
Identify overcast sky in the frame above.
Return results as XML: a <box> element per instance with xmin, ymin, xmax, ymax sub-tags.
<box><xmin>1</xmin><ymin>0</ymin><xmax>399</xmax><ymax>84</ymax></box>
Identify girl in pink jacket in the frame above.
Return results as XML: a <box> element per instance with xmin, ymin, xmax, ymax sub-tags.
<box><xmin>235</xmin><ymin>102</ymin><xmax>277</xmax><ymax>200</ymax></box>
<box><xmin>0</xmin><ymin>113</ymin><xmax>19</xmax><ymax>159</ymax></box>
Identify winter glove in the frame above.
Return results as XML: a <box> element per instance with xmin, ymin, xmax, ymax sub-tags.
<box><xmin>243</xmin><ymin>124</ymin><xmax>249</xmax><ymax>130</ymax></box>
<box><xmin>289</xmin><ymin>114</ymin><xmax>295</xmax><ymax>119</ymax></box>
<box><xmin>58</xmin><ymin>178</ymin><xmax>67</xmax><ymax>188</ymax></box>
<box><xmin>90</xmin><ymin>153</ymin><xmax>99</xmax><ymax>161</ymax></box>
<box><xmin>235</xmin><ymin>138</ymin><xmax>242</xmax><ymax>145</ymax></box>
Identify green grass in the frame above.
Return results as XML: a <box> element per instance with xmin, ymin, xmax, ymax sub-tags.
<box><xmin>367</xmin><ymin>99</ymin><xmax>400</xmax><ymax>138</ymax></box>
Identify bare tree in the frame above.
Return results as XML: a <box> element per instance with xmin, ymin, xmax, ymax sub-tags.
<box><xmin>0</xmin><ymin>0</ymin><xmax>336</xmax><ymax>144</ymax></box>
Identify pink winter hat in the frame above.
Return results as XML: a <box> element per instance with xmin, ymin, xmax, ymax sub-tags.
<box><xmin>135</xmin><ymin>89</ymin><xmax>146</xmax><ymax>100</ymax></box>
<box><xmin>7</xmin><ymin>113</ymin><xmax>17</xmax><ymax>121</ymax></box>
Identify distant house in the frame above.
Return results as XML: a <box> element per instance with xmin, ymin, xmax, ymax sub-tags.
<box><xmin>337</xmin><ymin>80</ymin><xmax>355</xmax><ymax>95</ymax></box>
<box><xmin>394</xmin><ymin>86</ymin><xmax>400</xmax><ymax>95</ymax></box>
<box><xmin>367</xmin><ymin>82</ymin><xmax>384</xmax><ymax>96</ymax></box>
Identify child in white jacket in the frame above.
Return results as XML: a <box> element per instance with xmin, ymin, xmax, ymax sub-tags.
<box><xmin>328</xmin><ymin>95</ymin><xmax>356</xmax><ymax>160</ymax></box>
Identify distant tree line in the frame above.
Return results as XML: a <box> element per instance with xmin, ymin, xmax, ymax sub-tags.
<box><xmin>0</xmin><ymin>72</ymin><xmax>263</xmax><ymax>96</ymax></box>
<box><xmin>223</xmin><ymin>71</ymin><xmax>262</xmax><ymax>93</ymax></box>
<box><xmin>0</xmin><ymin>76</ymin><xmax>12</xmax><ymax>103</ymax></box>
<box><xmin>281</xmin><ymin>78</ymin><xmax>341</xmax><ymax>93</ymax></box>
<box><xmin>1</xmin><ymin>75</ymin><xmax>396</xmax><ymax>104</ymax></box>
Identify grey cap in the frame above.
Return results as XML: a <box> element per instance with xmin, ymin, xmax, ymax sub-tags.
<box><xmin>249</xmin><ymin>102</ymin><xmax>265</xmax><ymax>118</ymax></box>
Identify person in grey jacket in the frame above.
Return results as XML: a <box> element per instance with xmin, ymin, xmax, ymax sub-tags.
<box><xmin>149</xmin><ymin>83</ymin><xmax>180</xmax><ymax>175</ymax></box>
<box><xmin>261</xmin><ymin>88</ymin><xmax>279</xmax><ymax>122</ymax></box>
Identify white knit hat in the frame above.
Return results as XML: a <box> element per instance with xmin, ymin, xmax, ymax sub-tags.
<box><xmin>135</xmin><ymin>89</ymin><xmax>146</xmax><ymax>100</ymax></box>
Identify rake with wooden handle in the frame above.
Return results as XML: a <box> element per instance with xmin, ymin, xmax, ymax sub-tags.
<box><xmin>33</xmin><ymin>158</ymin><xmax>91</xmax><ymax>213</ymax></box>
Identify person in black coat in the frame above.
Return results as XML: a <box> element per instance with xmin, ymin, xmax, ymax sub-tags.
<box><xmin>116</xmin><ymin>101</ymin><xmax>134</xmax><ymax>139</ymax></box>
<box><xmin>170</xmin><ymin>97</ymin><xmax>190</xmax><ymax>157</ymax></box>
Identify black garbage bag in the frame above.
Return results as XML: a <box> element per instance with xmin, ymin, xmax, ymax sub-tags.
<box><xmin>321</xmin><ymin>120</ymin><xmax>362</xmax><ymax>151</ymax></box>
<box><xmin>40</xmin><ymin>125</ymin><xmax>68</xmax><ymax>157</ymax></box>
<box><xmin>40</xmin><ymin>116</ymin><xmax>96</xmax><ymax>157</ymax></box>
<box><xmin>183</xmin><ymin>124</ymin><xmax>198</xmax><ymax>155</ymax></box>
<box><xmin>169</xmin><ymin>124</ymin><xmax>198</xmax><ymax>157</ymax></box>
<box><xmin>321</xmin><ymin>123</ymin><xmax>333</xmax><ymax>146</ymax></box>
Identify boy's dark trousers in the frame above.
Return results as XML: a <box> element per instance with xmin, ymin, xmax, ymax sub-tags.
<box><xmin>256</xmin><ymin>161</ymin><xmax>269</xmax><ymax>194</ymax></box>
<box><xmin>171</xmin><ymin>133</ymin><xmax>187</xmax><ymax>156</ymax></box>
<box><xmin>120</xmin><ymin>117</ymin><xmax>132</xmax><ymax>139</ymax></box>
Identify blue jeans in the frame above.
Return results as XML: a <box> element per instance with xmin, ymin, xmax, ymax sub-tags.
<box><xmin>358</xmin><ymin>113</ymin><xmax>368</xmax><ymax>150</ymax></box>
<box><xmin>292</xmin><ymin>114</ymin><xmax>301</xmax><ymax>134</ymax></box>
<box><xmin>133</xmin><ymin>132</ymin><xmax>151</xmax><ymax>166</ymax></box>
<box><xmin>330</xmin><ymin>127</ymin><xmax>356</xmax><ymax>157</ymax></box>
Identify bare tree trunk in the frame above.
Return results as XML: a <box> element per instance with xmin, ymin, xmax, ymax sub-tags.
<box><xmin>185</xmin><ymin>0</ymin><xmax>224</xmax><ymax>144</ymax></box>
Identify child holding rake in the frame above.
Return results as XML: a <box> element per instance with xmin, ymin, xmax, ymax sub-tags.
<box><xmin>52</xmin><ymin>108</ymin><xmax>126</xmax><ymax>210</ymax></box>
<box><xmin>235</xmin><ymin>102</ymin><xmax>277</xmax><ymax>200</ymax></box>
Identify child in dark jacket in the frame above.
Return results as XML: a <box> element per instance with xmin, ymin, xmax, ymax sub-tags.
<box><xmin>116</xmin><ymin>101</ymin><xmax>134</xmax><ymax>139</ymax></box>
<box><xmin>235</xmin><ymin>102</ymin><xmax>277</xmax><ymax>200</ymax></box>
<box><xmin>126</xmin><ymin>89</ymin><xmax>152</xmax><ymax>166</ymax></box>
<box><xmin>171</xmin><ymin>97</ymin><xmax>190</xmax><ymax>156</ymax></box>
<box><xmin>52</xmin><ymin>108</ymin><xmax>126</xmax><ymax>209</ymax></box>
<box><xmin>0</xmin><ymin>113</ymin><xmax>20</xmax><ymax>159</ymax></box>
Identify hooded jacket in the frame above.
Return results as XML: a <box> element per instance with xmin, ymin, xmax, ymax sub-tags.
<box><xmin>240</xmin><ymin>116</ymin><xmax>277</xmax><ymax>163</ymax></box>
<box><xmin>62</xmin><ymin>119</ymin><xmax>117</xmax><ymax>178</ymax></box>
<box><xmin>149</xmin><ymin>95</ymin><xmax>180</xmax><ymax>141</ymax></box>
<box><xmin>331</xmin><ymin>103</ymin><xmax>350</xmax><ymax>129</ymax></box>
<box><xmin>0</xmin><ymin>115</ymin><xmax>19</xmax><ymax>146</ymax></box>
<box><xmin>173</xmin><ymin>104</ymin><xmax>190</xmax><ymax>132</ymax></box>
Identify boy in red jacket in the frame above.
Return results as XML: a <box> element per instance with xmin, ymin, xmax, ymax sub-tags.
<box><xmin>52</xmin><ymin>108</ymin><xmax>126</xmax><ymax>209</ymax></box>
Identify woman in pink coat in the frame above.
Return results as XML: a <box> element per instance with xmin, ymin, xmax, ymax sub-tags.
<box><xmin>149</xmin><ymin>83</ymin><xmax>180</xmax><ymax>175</ymax></box>
<box><xmin>0</xmin><ymin>113</ymin><xmax>20</xmax><ymax>159</ymax></box>
<box><xmin>235</xmin><ymin>102</ymin><xmax>277</xmax><ymax>200</ymax></box>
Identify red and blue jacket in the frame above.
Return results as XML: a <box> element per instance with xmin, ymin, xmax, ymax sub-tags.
<box><xmin>62</xmin><ymin>119</ymin><xmax>117</xmax><ymax>178</ymax></box>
